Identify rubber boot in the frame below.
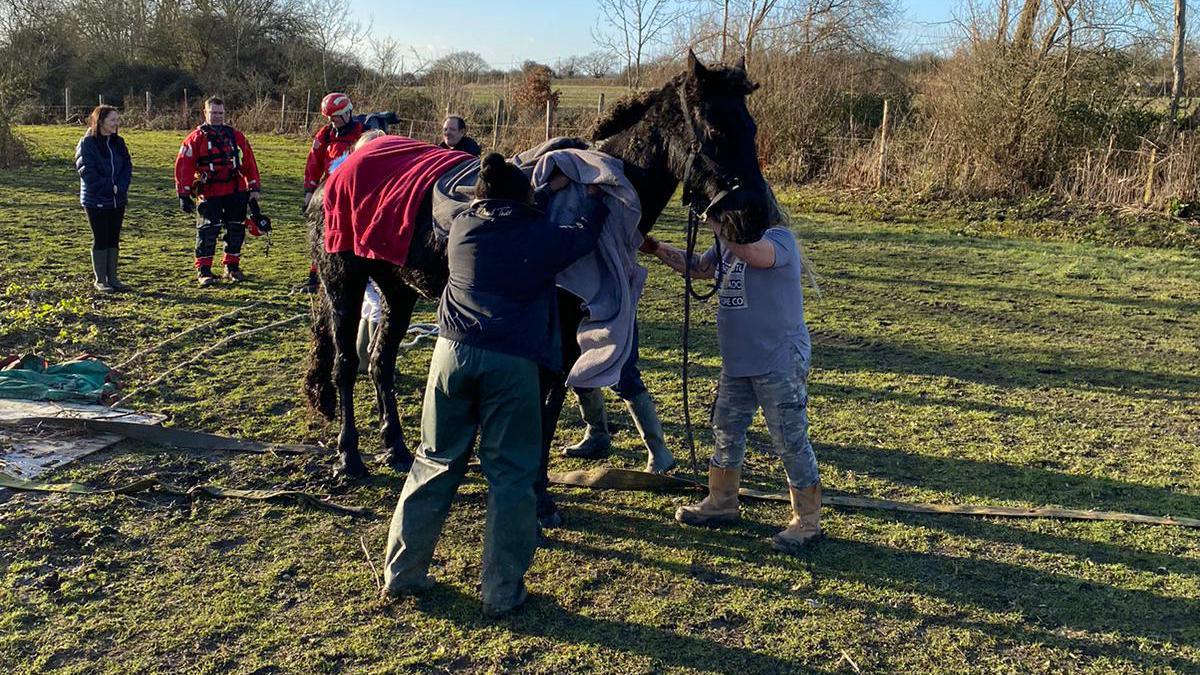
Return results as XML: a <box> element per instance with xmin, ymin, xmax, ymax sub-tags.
<box><xmin>106</xmin><ymin>247</ymin><xmax>130</xmax><ymax>291</ymax></box>
<box><xmin>224</xmin><ymin>264</ymin><xmax>247</xmax><ymax>282</ymax></box>
<box><xmin>301</xmin><ymin>267</ymin><xmax>319</xmax><ymax>294</ymax></box>
<box><xmin>675</xmin><ymin>466</ymin><xmax>741</xmax><ymax>526</ymax></box>
<box><xmin>563</xmin><ymin>388</ymin><xmax>612</xmax><ymax>459</ymax></box>
<box><xmin>197</xmin><ymin>265</ymin><xmax>218</xmax><ymax>287</ymax></box>
<box><xmin>771</xmin><ymin>483</ymin><xmax>824</xmax><ymax>554</ymax></box>
<box><xmin>625</xmin><ymin>391</ymin><xmax>676</xmax><ymax>474</ymax></box>
<box><xmin>356</xmin><ymin>317</ymin><xmax>373</xmax><ymax>374</ymax></box>
<box><xmin>91</xmin><ymin>250</ymin><xmax>113</xmax><ymax>292</ymax></box>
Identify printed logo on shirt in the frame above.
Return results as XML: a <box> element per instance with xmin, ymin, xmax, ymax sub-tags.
<box><xmin>718</xmin><ymin>259</ymin><xmax>747</xmax><ymax>310</ymax></box>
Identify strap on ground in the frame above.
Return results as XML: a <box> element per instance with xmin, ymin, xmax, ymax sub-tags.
<box><xmin>6</xmin><ymin>416</ymin><xmax>1198</xmax><ymax>528</ymax></box>
<box><xmin>0</xmin><ymin>472</ymin><xmax>370</xmax><ymax>518</ymax></box>
<box><xmin>2</xmin><ymin>417</ymin><xmax>320</xmax><ymax>455</ymax></box>
<box><xmin>550</xmin><ymin>467</ymin><xmax>1200</xmax><ymax>529</ymax></box>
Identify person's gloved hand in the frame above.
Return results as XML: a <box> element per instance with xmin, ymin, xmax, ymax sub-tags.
<box><xmin>179</xmin><ymin>195</ymin><xmax>195</xmax><ymax>213</ymax></box>
<box><xmin>638</xmin><ymin>235</ymin><xmax>660</xmax><ymax>254</ymax></box>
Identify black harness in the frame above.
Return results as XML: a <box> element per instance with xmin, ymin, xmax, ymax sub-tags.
<box><xmin>195</xmin><ymin>124</ymin><xmax>244</xmax><ymax>187</ymax></box>
<box><xmin>674</xmin><ymin>85</ymin><xmax>743</xmax><ymax>476</ymax></box>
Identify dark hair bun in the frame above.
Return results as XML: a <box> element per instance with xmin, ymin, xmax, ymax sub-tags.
<box><xmin>480</xmin><ymin>152</ymin><xmax>507</xmax><ymax>173</ymax></box>
<box><xmin>475</xmin><ymin>152</ymin><xmax>530</xmax><ymax>202</ymax></box>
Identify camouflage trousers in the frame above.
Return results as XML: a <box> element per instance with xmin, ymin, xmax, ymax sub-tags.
<box><xmin>710</xmin><ymin>347</ymin><xmax>820</xmax><ymax>489</ymax></box>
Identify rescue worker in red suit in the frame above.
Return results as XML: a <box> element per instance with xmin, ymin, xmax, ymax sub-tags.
<box><xmin>301</xmin><ymin>92</ymin><xmax>363</xmax><ymax>291</ymax></box>
<box><xmin>174</xmin><ymin>96</ymin><xmax>262</xmax><ymax>286</ymax></box>
<box><xmin>304</xmin><ymin>92</ymin><xmax>363</xmax><ymax>210</ymax></box>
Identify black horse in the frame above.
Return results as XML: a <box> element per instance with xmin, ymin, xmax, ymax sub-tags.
<box><xmin>305</xmin><ymin>51</ymin><xmax>775</xmax><ymax>485</ymax></box>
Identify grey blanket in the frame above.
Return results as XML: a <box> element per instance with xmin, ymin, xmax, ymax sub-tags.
<box><xmin>429</xmin><ymin>138</ymin><xmax>645</xmax><ymax>388</ymax></box>
<box><xmin>530</xmin><ymin>149</ymin><xmax>646</xmax><ymax>389</ymax></box>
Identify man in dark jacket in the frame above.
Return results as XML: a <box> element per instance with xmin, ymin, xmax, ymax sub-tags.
<box><xmin>437</xmin><ymin>115</ymin><xmax>481</xmax><ymax>156</ymax></box>
<box><xmin>381</xmin><ymin>153</ymin><xmax>606</xmax><ymax>617</ymax></box>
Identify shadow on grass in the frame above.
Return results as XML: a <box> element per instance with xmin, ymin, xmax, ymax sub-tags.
<box><xmin>818</xmin><ymin>442</ymin><xmax>1200</xmax><ymax>517</ymax></box>
<box><xmin>813</xmin><ymin>382</ymin><xmax>1040</xmax><ymax>418</ymax></box>
<box><xmin>857</xmin><ymin>508</ymin><xmax>1200</xmax><ymax>579</ymax></box>
<box><xmin>813</xmin><ymin>330</ymin><xmax>1200</xmax><ymax>397</ymax></box>
<box><xmin>831</xmin><ymin>270</ymin><xmax>1200</xmax><ymax>315</ymax></box>
<box><xmin>543</xmin><ymin>492</ymin><xmax>1199</xmax><ymax>667</ymax></box>
<box><xmin>410</xmin><ymin>576</ymin><xmax>821</xmax><ymax>674</ymax></box>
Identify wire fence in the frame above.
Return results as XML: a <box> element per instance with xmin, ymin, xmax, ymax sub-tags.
<box><xmin>19</xmin><ymin>93</ymin><xmax>1200</xmax><ymax>213</ymax></box>
<box><xmin>19</xmin><ymin>89</ymin><xmax>610</xmax><ymax>157</ymax></box>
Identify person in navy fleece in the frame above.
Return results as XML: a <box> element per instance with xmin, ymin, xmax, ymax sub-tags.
<box><xmin>381</xmin><ymin>153</ymin><xmax>606</xmax><ymax>617</ymax></box>
<box><xmin>75</xmin><ymin>105</ymin><xmax>132</xmax><ymax>292</ymax></box>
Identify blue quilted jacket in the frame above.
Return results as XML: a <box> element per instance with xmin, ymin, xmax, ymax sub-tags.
<box><xmin>75</xmin><ymin>132</ymin><xmax>132</xmax><ymax>209</ymax></box>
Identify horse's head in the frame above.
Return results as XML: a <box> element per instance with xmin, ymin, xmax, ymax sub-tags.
<box><xmin>674</xmin><ymin>50</ymin><xmax>773</xmax><ymax>244</ymax></box>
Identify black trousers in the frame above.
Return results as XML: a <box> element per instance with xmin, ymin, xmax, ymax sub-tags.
<box><xmin>85</xmin><ymin>206</ymin><xmax>125</xmax><ymax>250</ymax></box>
<box><xmin>195</xmin><ymin>193</ymin><xmax>248</xmax><ymax>265</ymax></box>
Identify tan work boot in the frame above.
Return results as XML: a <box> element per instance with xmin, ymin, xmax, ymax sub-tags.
<box><xmin>771</xmin><ymin>483</ymin><xmax>824</xmax><ymax>554</ymax></box>
<box><xmin>675</xmin><ymin>466</ymin><xmax>741</xmax><ymax>526</ymax></box>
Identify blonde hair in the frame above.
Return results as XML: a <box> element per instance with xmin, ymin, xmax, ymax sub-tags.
<box><xmin>353</xmin><ymin>130</ymin><xmax>385</xmax><ymax>151</ymax></box>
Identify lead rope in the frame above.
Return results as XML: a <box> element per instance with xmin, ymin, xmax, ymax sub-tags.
<box><xmin>681</xmin><ymin>206</ymin><xmax>724</xmax><ymax>477</ymax></box>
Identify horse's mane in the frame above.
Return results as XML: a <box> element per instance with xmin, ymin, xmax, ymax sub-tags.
<box><xmin>588</xmin><ymin>87</ymin><xmax>665</xmax><ymax>142</ymax></box>
<box><xmin>588</xmin><ymin>66</ymin><xmax>758</xmax><ymax>142</ymax></box>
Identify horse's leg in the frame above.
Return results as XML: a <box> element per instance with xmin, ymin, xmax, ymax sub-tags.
<box><xmin>371</xmin><ymin>270</ymin><xmax>418</xmax><ymax>471</ymax></box>
<box><xmin>536</xmin><ymin>289</ymin><xmax>586</xmax><ymax>529</ymax></box>
<box><xmin>324</xmin><ymin>253</ymin><xmax>371</xmax><ymax>479</ymax></box>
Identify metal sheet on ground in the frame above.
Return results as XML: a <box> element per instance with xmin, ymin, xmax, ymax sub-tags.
<box><xmin>0</xmin><ymin>400</ymin><xmax>165</xmax><ymax>478</ymax></box>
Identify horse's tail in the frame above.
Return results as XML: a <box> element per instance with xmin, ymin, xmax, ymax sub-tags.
<box><xmin>303</xmin><ymin>186</ymin><xmax>338</xmax><ymax>421</ymax></box>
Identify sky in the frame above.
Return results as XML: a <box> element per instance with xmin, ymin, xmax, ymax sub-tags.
<box><xmin>349</xmin><ymin>1</ymin><xmax>961</xmax><ymax>69</ymax></box>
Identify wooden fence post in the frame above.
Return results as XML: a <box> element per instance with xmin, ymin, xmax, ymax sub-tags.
<box><xmin>145</xmin><ymin>91</ymin><xmax>151</xmax><ymax>117</ymax></box>
<box><xmin>492</xmin><ymin>98</ymin><xmax>502</xmax><ymax>150</ymax></box>
<box><xmin>407</xmin><ymin>119</ymin><xmax>415</xmax><ymax>138</ymax></box>
<box><xmin>279</xmin><ymin>93</ymin><xmax>287</xmax><ymax>132</ymax></box>
<box><xmin>598</xmin><ymin>92</ymin><xmax>605</xmax><ymax>115</ymax></box>
<box><xmin>876</xmin><ymin>99</ymin><xmax>890</xmax><ymax>189</ymax></box>
<box><xmin>545</xmin><ymin>99</ymin><xmax>553</xmax><ymax>141</ymax></box>
<box><xmin>183</xmin><ymin>88</ymin><xmax>189</xmax><ymax>123</ymax></box>
<box><xmin>304</xmin><ymin>89</ymin><xmax>312</xmax><ymax>130</ymax></box>
<box><xmin>98</xmin><ymin>94</ymin><xmax>104</xmax><ymax>106</ymax></box>
<box><xmin>1100</xmin><ymin>134</ymin><xmax>1115</xmax><ymax>182</ymax></box>
<box><xmin>64</xmin><ymin>87</ymin><xmax>70</xmax><ymax>122</ymax></box>
<box><xmin>1143</xmin><ymin>146</ymin><xmax>1158</xmax><ymax>206</ymax></box>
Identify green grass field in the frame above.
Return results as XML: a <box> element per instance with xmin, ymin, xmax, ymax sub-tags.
<box><xmin>1</xmin><ymin>126</ymin><xmax>1198</xmax><ymax>674</ymax></box>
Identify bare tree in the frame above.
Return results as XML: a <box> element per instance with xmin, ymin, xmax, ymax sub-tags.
<box><xmin>554</xmin><ymin>55</ymin><xmax>585</xmax><ymax>78</ymax></box>
<box><xmin>1170</xmin><ymin>0</ymin><xmax>1186</xmax><ymax>123</ymax></box>
<box><xmin>592</xmin><ymin>0</ymin><xmax>688</xmax><ymax>88</ymax></box>
<box><xmin>582</xmin><ymin>50</ymin><xmax>617</xmax><ymax>78</ymax></box>
<box><xmin>694</xmin><ymin>1</ymin><xmax>897</xmax><ymax>69</ymax></box>
<box><xmin>428</xmin><ymin>51</ymin><xmax>490</xmax><ymax>81</ymax></box>
<box><xmin>304</xmin><ymin>0</ymin><xmax>363</xmax><ymax>89</ymax></box>
<box><xmin>366</xmin><ymin>33</ymin><xmax>404</xmax><ymax>81</ymax></box>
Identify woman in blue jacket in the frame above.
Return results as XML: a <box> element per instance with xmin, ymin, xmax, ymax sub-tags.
<box><xmin>381</xmin><ymin>153</ymin><xmax>607</xmax><ymax>617</ymax></box>
<box><xmin>75</xmin><ymin>105</ymin><xmax>132</xmax><ymax>292</ymax></box>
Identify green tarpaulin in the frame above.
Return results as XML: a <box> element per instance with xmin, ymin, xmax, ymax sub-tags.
<box><xmin>0</xmin><ymin>354</ymin><xmax>116</xmax><ymax>404</ymax></box>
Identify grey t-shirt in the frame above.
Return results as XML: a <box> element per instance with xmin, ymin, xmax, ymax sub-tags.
<box><xmin>700</xmin><ymin>227</ymin><xmax>811</xmax><ymax>378</ymax></box>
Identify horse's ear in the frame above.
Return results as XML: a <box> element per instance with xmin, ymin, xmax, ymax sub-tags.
<box><xmin>687</xmin><ymin>48</ymin><xmax>707</xmax><ymax>80</ymax></box>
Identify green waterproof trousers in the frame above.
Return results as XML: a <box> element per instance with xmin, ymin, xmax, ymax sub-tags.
<box><xmin>382</xmin><ymin>337</ymin><xmax>542</xmax><ymax>610</ymax></box>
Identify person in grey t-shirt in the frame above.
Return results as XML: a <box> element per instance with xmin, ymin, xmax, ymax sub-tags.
<box><xmin>640</xmin><ymin>224</ymin><xmax>821</xmax><ymax>554</ymax></box>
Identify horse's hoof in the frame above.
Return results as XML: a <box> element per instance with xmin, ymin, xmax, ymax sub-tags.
<box><xmin>376</xmin><ymin>447</ymin><xmax>414</xmax><ymax>473</ymax></box>
<box><xmin>333</xmin><ymin>453</ymin><xmax>370</xmax><ymax>480</ymax></box>
<box><xmin>537</xmin><ymin>506</ymin><xmax>565</xmax><ymax>530</ymax></box>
